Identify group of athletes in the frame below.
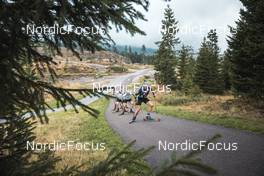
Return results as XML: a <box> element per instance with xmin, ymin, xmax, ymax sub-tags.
<box><xmin>112</xmin><ymin>80</ymin><xmax>158</xmax><ymax>124</ymax></box>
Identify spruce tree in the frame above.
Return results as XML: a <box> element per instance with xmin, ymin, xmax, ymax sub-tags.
<box><xmin>227</xmin><ymin>0</ymin><xmax>264</xmax><ymax>99</ymax></box>
<box><xmin>0</xmin><ymin>1</ymin><xmax>218</xmax><ymax>175</ymax></box>
<box><xmin>207</xmin><ymin>29</ymin><xmax>224</xmax><ymax>93</ymax></box>
<box><xmin>194</xmin><ymin>38</ymin><xmax>210</xmax><ymax>92</ymax></box>
<box><xmin>128</xmin><ymin>46</ymin><xmax>132</xmax><ymax>55</ymax></box>
<box><xmin>221</xmin><ymin>50</ymin><xmax>232</xmax><ymax>90</ymax></box>
<box><xmin>141</xmin><ymin>44</ymin><xmax>146</xmax><ymax>64</ymax></box>
<box><xmin>194</xmin><ymin>30</ymin><xmax>224</xmax><ymax>94</ymax></box>
<box><xmin>177</xmin><ymin>45</ymin><xmax>196</xmax><ymax>93</ymax></box>
<box><xmin>112</xmin><ymin>45</ymin><xmax>118</xmax><ymax>54</ymax></box>
<box><xmin>0</xmin><ymin>0</ymin><xmax>150</xmax><ymax>175</ymax></box>
<box><xmin>124</xmin><ymin>45</ymin><xmax>128</xmax><ymax>57</ymax></box>
<box><xmin>178</xmin><ymin>45</ymin><xmax>189</xmax><ymax>82</ymax></box>
<box><xmin>154</xmin><ymin>5</ymin><xmax>180</xmax><ymax>87</ymax></box>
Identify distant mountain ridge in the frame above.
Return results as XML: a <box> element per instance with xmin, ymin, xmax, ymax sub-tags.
<box><xmin>115</xmin><ymin>45</ymin><xmax>157</xmax><ymax>55</ymax></box>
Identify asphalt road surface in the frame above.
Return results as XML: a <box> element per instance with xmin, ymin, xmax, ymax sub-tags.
<box><xmin>45</xmin><ymin>69</ymin><xmax>152</xmax><ymax>114</ymax></box>
<box><xmin>46</xmin><ymin>69</ymin><xmax>264</xmax><ymax>176</ymax></box>
<box><xmin>103</xmin><ymin>70</ymin><xmax>264</xmax><ymax>176</ymax></box>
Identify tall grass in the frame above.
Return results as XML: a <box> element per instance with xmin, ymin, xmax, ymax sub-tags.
<box><xmin>154</xmin><ymin>92</ymin><xmax>264</xmax><ymax>133</ymax></box>
<box><xmin>159</xmin><ymin>93</ymin><xmax>213</xmax><ymax>106</ymax></box>
<box><xmin>109</xmin><ymin>66</ymin><xmax>128</xmax><ymax>73</ymax></box>
<box><xmin>34</xmin><ymin>98</ymin><xmax>124</xmax><ymax>172</ymax></box>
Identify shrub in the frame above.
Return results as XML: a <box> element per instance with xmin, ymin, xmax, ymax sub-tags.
<box><xmin>160</xmin><ymin>93</ymin><xmax>213</xmax><ymax>106</ymax></box>
<box><xmin>109</xmin><ymin>66</ymin><xmax>128</xmax><ymax>73</ymax></box>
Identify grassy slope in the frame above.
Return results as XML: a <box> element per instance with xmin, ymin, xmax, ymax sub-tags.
<box><xmin>135</xmin><ymin>76</ymin><xmax>264</xmax><ymax>133</ymax></box>
<box><xmin>34</xmin><ymin>98</ymin><xmax>124</xmax><ymax>172</ymax></box>
<box><xmin>46</xmin><ymin>93</ymin><xmax>84</xmax><ymax>109</ymax></box>
<box><xmin>155</xmin><ymin>103</ymin><xmax>264</xmax><ymax>134</ymax></box>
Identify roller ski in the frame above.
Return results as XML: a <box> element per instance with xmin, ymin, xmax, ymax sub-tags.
<box><xmin>120</xmin><ymin>108</ymin><xmax>134</xmax><ymax>116</ymax></box>
<box><xmin>129</xmin><ymin>119</ymin><xmax>136</xmax><ymax>124</ymax></box>
<box><xmin>129</xmin><ymin>80</ymin><xmax>157</xmax><ymax>124</ymax></box>
<box><xmin>143</xmin><ymin>113</ymin><xmax>160</xmax><ymax>122</ymax></box>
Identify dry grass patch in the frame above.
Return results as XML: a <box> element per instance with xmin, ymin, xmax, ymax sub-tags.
<box><xmin>34</xmin><ymin>98</ymin><xmax>124</xmax><ymax>172</ymax></box>
<box><xmin>155</xmin><ymin>92</ymin><xmax>264</xmax><ymax>133</ymax></box>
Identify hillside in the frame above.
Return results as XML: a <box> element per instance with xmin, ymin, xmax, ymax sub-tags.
<box><xmin>54</xmin><ymin>48</ymin><xmax>131</xmax><ymax>64</ymax></box>
<box><xmin>40</xmin><ymin>48</ymin><xmax>148</xmax><ymax>78</ymax></box>
<box><xmin>114</xmin><ymin>45</ymin><xmax>157</xmax><ymax>55</ymax></box>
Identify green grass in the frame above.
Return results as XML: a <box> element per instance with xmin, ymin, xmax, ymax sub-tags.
<box><xmin>109</xmin><ymin>66</ymin><xmax>128</xmax><ymax>73</ymax></box>
<box><xmin>160</xmin><ymin>95</ymin><xmax>208</xmax><ymax>106</ymax></box>
<box><xmin>46</xmin><ymin>94</ymin><xmax>85</xmax><ymax>109</ymax></box>
<box><xmin>155</xmin><ymin>104</ymin><xmax>264</xmax><ymax>133</ymax></box>
<box><xmin>35</xmin><ymin>98</ymin><xmax>124</xmax><ymax>171</ymax></box>
<box><xmin>68</xmin><ymin>98</ymin><xmax>124</xmax><ymax>150</ymax></box>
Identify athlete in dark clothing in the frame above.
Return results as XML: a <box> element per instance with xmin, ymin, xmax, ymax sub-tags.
<box><xmin>119</xmin><ymin>92</ymin><xmax>134</xmax><ymax>115</ymax></box>
<box><xmin>129</xmin><ymin>81</ymin><xmax>155</xmax><ymax>124</ymax></box>
<box><xmin>112</xmin><ymin>91</ymin><xmax>123</xmax><ymax>112</ymax></box>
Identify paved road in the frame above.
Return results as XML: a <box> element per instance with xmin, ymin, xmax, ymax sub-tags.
<box><xmin>39</xmin><ymin>68</ymin><xmax>264</xmax><ymax>176</ymax></box>
<box><xmin>104</xmin><ymin>71</ymin><xmax>264</xmax><ymax>176</ymax></box>
<box><xmin>0</xmin><ymin>69</ymin><xmax>151</xmax><ymax>124</ymax></box>
<box><xmin>45</xmin><ymin>69</ymin><xmax>152</xmax><ymax>114</ymax></box>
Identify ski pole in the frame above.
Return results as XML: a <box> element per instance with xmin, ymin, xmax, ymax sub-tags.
<box><xmin>154</xmin><ymin>96</ymin><xmax>158</xmax><ymax>113</ymax></box>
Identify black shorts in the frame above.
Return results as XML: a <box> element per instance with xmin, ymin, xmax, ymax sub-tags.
<box><xmin>116</xmin><ymin>98</ymin><xmax>122</xmax><ymax>102</ymax></box>
<box><xmin>122</xmin><ymin>99</ymin><xmax>131</xmax><ymax>103</ymax></box>
<box><xmin>135</xmin><ymin>97</ymin><xmax>149</xmax><ymax>105</ymax></box>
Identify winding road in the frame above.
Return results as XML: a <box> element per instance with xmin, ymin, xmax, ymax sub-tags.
<box><xmin>101</xmin><ymin>69</ymin><xmax>264</xmax><ymax>176</ymax></box>
<box><xmin>45</xmin><ymin>69</ymin><xmax>151</xmax><ymax>113</ymax></box>
<box><xmin>49</xmin><ymin>69</ymin><xmax>263</xmax><ymax>176</ymax></box>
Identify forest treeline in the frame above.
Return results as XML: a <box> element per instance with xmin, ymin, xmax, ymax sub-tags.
<box><xmin>0</xmin><ymin>0</ymin><xmax>263</xmax><ymax>175</ymax></box>
<box><xmin>154</xmin><ymin>2</ymin><xmax>264</xmax><ymax>101</ymax></box>
<box><xmin>111</xmin><ymin>44</ymin><xmax>155</xmax><ymax>64</ymax></box>
<box><xmin>0</xmin><ymin>0</ymin><xmax>217</xmax><ymax>175</ymax></box>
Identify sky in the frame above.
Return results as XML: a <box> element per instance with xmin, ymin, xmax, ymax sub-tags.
<box><xmin>109</xmin><ymin>0</ymin><xmax>243</xmax><ymax>53</ymax></box>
